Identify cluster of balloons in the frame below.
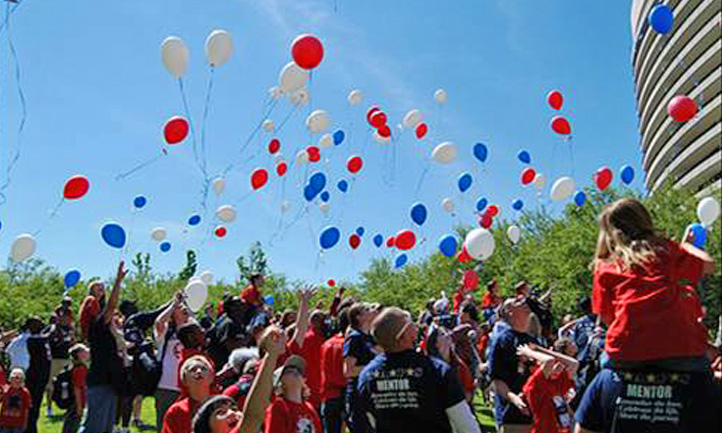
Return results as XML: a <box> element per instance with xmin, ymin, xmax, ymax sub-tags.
<box><xmin>367</xmin><ymin>106</ymin><xmax>392</xmax><ymax>142</ymax></box>
<box><xmin>161</xmin><ymin>29</ymin><xmax>233</xmax><ymax>77</ymax></box>
<box><xmin>402</xmin><ymin>109</ymin><xmax>427</xmax><ymax>140</ymax></box>
<box><xmin>477</xmin><ymin>204</ymin><xmax>500</xmax><ymax>229</ymax></box>
<box><xmin>547</xmin><ymin>90</ymin><xmax>571</xmax><ymax>136</ymax></box>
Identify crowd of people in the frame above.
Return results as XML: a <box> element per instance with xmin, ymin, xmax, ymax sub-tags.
<box><xmin>1</xmin><ymin>198</ymin><xmax>721</xmax><ymax>433</ymax></box>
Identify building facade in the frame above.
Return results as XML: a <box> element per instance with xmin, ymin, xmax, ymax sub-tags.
<box><xmin>630</xmin><ymin>0</ymin><xmax>721</xmax><ymax>194</ymax></box>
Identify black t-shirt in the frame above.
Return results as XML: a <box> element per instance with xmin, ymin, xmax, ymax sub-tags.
<box><xmin>26</xmin><ymin>334</ymin><xmax>51</xmax><ymax>385</ymax></box>
<box><xmin>343</xmin><ymin>328</ymin><xmax>376</xmax><ymax>394</ymax></box>
<box><xmin>49</xmin><ymin>324</ymin><xmax>74</xmax><ymax>359</ymax></box>
<box><xmin>488</xmin><ymin>328</ymin><xmax>536</xmax><ymax>425</ymax></box>
<box><xmin>357</xmin><ymin>349</ymin><xmax>466</xmax><ymax>433</ymax></box>
<box><xmin>86</xmin><ymin>316</ymin><xmax>122</xmax><ymax>388</ymax></box>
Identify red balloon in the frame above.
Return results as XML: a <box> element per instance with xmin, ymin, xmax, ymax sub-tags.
<box><xmin>307</xmin><ymin>146</ymin><xmax>321</xmax><ymax>163</ymax></box>
<box><xmin>386</xmin><ymin>236</ymin><xmax>395</xmax><ymax>248</ymax></box>
<box><xmin>276</xmin><ymin>161</ymin><xmax>288</xmax><ymax>177</ymax></box>
<box><xmin>291</xmin><ymin>34</ymin><xmax>324</xmax><ymax>70</ymax></box>
<box><xmin>164</xmin><ymin>116</ymin><xmax>189</xmax><ymax>144</ymax></box>
<box><xmin>415</xmin><ymin>122</ymin><xmax>428</xmax><ymax>139</ymax></box>
<box><xmin>366</xmin><ymin>106</ymin><xmax>380</xmax><ymax>123</ymax></box>
<box><xmin>521</xmin><ymin>168</ymin><xmax>536</xmax><ymax>185</ymax></box>
<box><xmin>395</xmin><ymin>229</ymin><xmax>416</xmax><ymax>251</ymax></box>
<box><xmin>487</xmin><ymin>205</ymin><xmax>499</xmax><ymax>217</ymax></box>
<box><xmin>551</xmin><ymin>116</ymin><xmax>571</xmax><ymax>135</ymax></box>
<box><xmin>462</xmin><ymin>269</ymin><xmax>479</xmax><ymax>291</ymax></box>
<box><xmin>458</xmin><ymin>245</ymin><xmax>472</xmax><ymax>263</ymax></box>
<box><xmin>251</xmin><ymin>168</ymin><xmax>268</xmax><ymax>190</ymax></box>
<box><xmin>327</xmin><ymin>279</ymin><xmax>336</xmax><ymax>287</ymax></box>
<box><xmin>377</xmin><ymin>124</ymin><xmax>391</xmax><ymax>138</ymax></box>
<box><xmin>547</xmin><ymin>90</ymin><xmax>563</xmax><ymax>110</ymax></box>
<box><xmin>479</xmin><ymin>212</ymin><xmax>493</xmax><ymax>229</ymax></box>
<box><xmin>268</xmin><ymin>138</ymin><xmax>281</xmax><ymax>154</ymax></box>
<box><xmin>347</xmin><ymin>155</ymin><xmax>363</xmax><ymax>174</ymax></box>
<box><xmin>668</xmin><ymin>95</ymin><xmax>698</xmax><ymax>122</ymax></box>
<box><xmin>214</xmin><ymin>226</ymin><xmax>227</xmax><ymax>238</ymax></box>
<box><xmin>369</xmin><ymin>111</ymin><xmax>387</xmax><ymax>128</ymax></box>
<box><xmin>594</xmin><ymin>166</ymin><xmax>613</xmax><ymax>191</ymax></box>
<box><xmin>63</xmin><ymin>175</ymin><xmax>90</xmax><ymax>200</ymax></box>
<box><xmin>349</xmin><ymin>234</ymin><xmax>361</xmax><ymax>250</ymax></box>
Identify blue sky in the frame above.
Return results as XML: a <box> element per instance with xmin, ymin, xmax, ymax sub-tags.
<box><xmin>0</xmin><ymin>0</ymin><xmax>642</xmax><ymax>286</ymax></box>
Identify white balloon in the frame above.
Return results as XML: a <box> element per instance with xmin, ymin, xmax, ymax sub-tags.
<box><xmin>279</xmin><ymin>62</ymin><xmax>309</xmax><ymax>93</ymax></box>
<box><xmin>550</xmin><ymin>176</ymin><xmax>576</xmax><ymax>202</ymax></box>
<box><xmin>296</xmin><ymin>150</ymin><xmax>309</xmax><ymax>165</ymax></box>
<box><xmin>533</xmin><ymin>173</ymin><xmax>547</xmax><ymax>190</ymax></box>
<box><xmin>262</xmin><ymin>119</ymin><xmax>274</xmax><ymax>132</ymax></box>
<box><xmin>432</xmin><ymin>142</ymin><xmax>458</xmax><ymax>164</ymax></box>
<box><xmin>205</xmin><ymin>30</ymin><xmax>233</xmax><ymax>66</ymax></box>
<box><xmin>465</xmin><ymin>228</ymin><xmax>495</xmax><ymax>260</ymax></box>
<box><xmin>269</xmin><ymin>86</ymin><xmax>282</xmax><ymax>100</ymax></box>
<box><xmin>290</xmin><ymin>88</ymin><xmax>311</xmax><ymax>106</ymax></box>
<box><xmin>434</xmin><ymin>89</ymin><xmax>448</xmax><ymax>104</ymax></box>
<box><xmin>306</xmin><ymin>110</ymin><xmax>331</xmax><ymax>134</ymax></box>
<box><xmin>184</xmin><ymin>279</ymin><xmax>208</xmax><ymax>312</ymax></box>
<box><xmin>160</xmin><ymin>37</ymin><xmax>189</xmax><ymax>78</ymax></box>
<box><xmin>215</xmin><ymin>205</ymin><xmax>237</xmax><ymax>223</ymax></box>
<box><xmin>281</xmin><ymin>200</ymin><xmax>291</xmax><ymax>213</ymax></box>
<box><xmin>441</xmin><ymin>197</ymin><xmax>455</xmax><ymax>213</ymax></box>
<box><xmin>200</xmin><ymin>270</ymin><xmax>214</xmax><ymax>285</ymax></box>
<box><xmin>347</xmin><ymin>89</ymin><xmax>363</xmax><ymax>105</ymax></box>
<box><xmin>697</xmin><ymin>197</ymin><xmax>721</xmax><ymax>227</ymax></box>
<box><xmin>319</xmin><ymin>133</ymin><xmax>333</xmax><ymax>148</ymax></box>
<box><xmin>402</xmin><ymin>109</ymin><xmax>422</xmax><ymax>128</ymax></box>
<box><xmin>212</xmin><ymin>177</ymin><xmax>226</xmax><ymax>195</ymax></box>
<box><xmin>151</xmin><ymin>227</ymin><xmax>168</xmax><ymax>242</ymax></box>
<box><xmin>507</xmin><ymin>225</ymin><xmax>521</xmax><ymax>245</ymax></box>
<box><xmin>320</xmin><ymin>202</ymin><xmax>331</xmax><ymax>215</ymax></box>
<box><xmin>10</xmin><ymin>234</ymin><xmax>36</xmax><ymax>263</ymax></box>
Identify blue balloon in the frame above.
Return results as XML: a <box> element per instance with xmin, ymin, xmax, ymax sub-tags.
<box><xmin>64</xmin><ymin>269</ymin><xmax>81</xmax><ymax>288</ymax></box>
<box><xmin>333</xmin><ymin>130</ymin><xmax>345</xmax><ymax>145</ymax></box>
<box><xmin>320</xmin><ymin>226</ymin><xmax>341</xmax><ymax>249</ymax></box>
<box><xmin>476</xmin><ymin>197</ymin><xmax>488</xmax><ymax>212</ymax></box>
<box><xmin>690</xmin><ymin>223</ymin><xmax>707</xmax><ymax>249</ymax></box>
<box><xmin>410</xmin><ymin>202</ymin><xmax>428</xmax><ymax>226</ymax></box>
<box><xmin>517</xmin><ymin>150</ymin><xmax>531</xmax><ymax>164</ymax></box>
<box><xmin>438</xmin><ymin>235</ymin><xmax>458</xmax><ymax>258</ymax></box>
<box><xmin>320</xmin><ymin>191</ymin><xmax>330</xmax><ymax>202</ymax></box>
<box><xmin>373</xmin><ymin>234</ymin><xmax>383</xmax><ymax>247</ymax></box>
<box><xmin>512</xmin><ymin>199</ymin><xmax>524</xmax><ymax>211</ymax></box>
<box><xmin>473</xmin><ymin>142</ymin><xmax>488</xmax><ymax>163</ymax></box>
<box><xmin>620</xmin><ymin>165</ymin><xmax>635</xmax><ymax>185</ymax></box>
<box><xmin>188</xmin><ymin>214</ymin><xmax>201</xmax><ymax>226</ymax></box>
<box><xmin>160</xmin><ymin>241</ymin><xmax>171</xmax><ymax>252</ymax></box>
<box><xmin>309</xmin><ymin>172</ymin><xmax>327</xmax><ymax>193</ymax></box>
<box><xmin>337</xmin><ymin>179</ymin><xmax>349</xmax><ymax>193</ymax></box>
<box><xmin>304</xmin><ymin>184</ymin><xmax>319</xmax><ymax>202</ymax></box>
<box><xmin>263</xmin><ymin>295</ymin><xmax>275</xmax><ymax>306</ymax></box>
<box><xmin>574</xmin><ymin>191</ymin><xmax>587</xmax><ymax>206</ymax></box>
<box><xmin>649</xmin><ymin>4</ymin><xmax>674</xmax><ymax>34</ymax></box>
<box><xmin>133</xmin><ymin>195</ymin><xmax>147</xmax><ymax>209</ymax></box>
<box><xmin>458</xmin><ymin>172</ymin><xmax>473</xmax><ymax>193</ymax></box>
<box><xmin>356</xmin><ymin>227</ymin><xmax>365</xmax><ymax>237</ymax></box>
<box><xmin>101</xmin><ymin>223</ymin><xmax>126</xmax><ymax>249</ymax></box>
<box><xmin>0</xmin><ymin>220</ymin><xmax>2</xmax><ymax>231</ymax></box>
<box><xmin>394</xmin><ymin>253</ymin><xmax>408</xmax><ymax>269</ymax></box>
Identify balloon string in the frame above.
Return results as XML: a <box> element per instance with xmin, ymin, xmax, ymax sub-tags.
<box><xmin>115</xmin><ymin>152</ymin><xmax>166</xmax><ymax>181</ymax></box>
<box><xmin>178</xmin><ymin>78</ymin><xmax>201</xmax><ymax>173</ymax></box>
<box><xmin>32</xmin><ymin>197</ymin><xmax>65</xmax><ymax>236</ymax></box>
<box><xmin>199</xmin><ymin>68</ymin><xmax>215</xmax><ymax>177</ymax></box>
<box><xmin>568</xmin><ymin>137</ymin><xmax>575</xmax><ymax>179</ymax></box>
<box><xmin>414</xmin><ymin>163</ymin><xmax>431</xmax><ymax>197</ymax></box>
<box><xmin>223</xmin><ymin>97</ymin><xmax>279</xmax><ymax>175</ymax></box>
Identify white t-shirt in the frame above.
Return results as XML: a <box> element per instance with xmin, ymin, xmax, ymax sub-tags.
<box><xmin>155</xmin><ymin>328</ymin><xmax>183</xmax><ymax>392</ymax></box>
<box><xmin>7</xmin><ymin>332</ymin><xmax>29</xmax><ymax>371</ymax></box>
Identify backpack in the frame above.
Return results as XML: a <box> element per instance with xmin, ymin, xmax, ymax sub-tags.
<box><xmin>129</xmin><ymin>342</ymin><xmax>163</xmax><ymax>396</ymax></box>
<box><xmin>52</xmin><ymin>366</ymin><xmax>75</xmax><ymax>410</ymax></box>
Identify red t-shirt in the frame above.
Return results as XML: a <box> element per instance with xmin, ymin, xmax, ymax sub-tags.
<box><xmin>264</xmin><ymin>398</ymin><xmax>322</xmax><ymax>433</ymax></box>
<box><xmin>593</xmin><ymin>240</ymin><xmax>708</xmax><ymax>362</ymax></box>
<box><xmin>287</xmin><ymin>328</ymin><xmax>325</xmax><ymax>409</ymax></box>
<box><xmin>161</xmin><ymin>397</ymin><xmax>201</xmax><ymax>433</ymax></box>
<box><xmin>79</xmin><ymin>296</ymin><xmax>100</xmax><ymax>341</ymax></box>
<box><xmin>522</xmin><ymin>368</ymin><xmax>575</xmax><ymax>433</ymax></box>
<box><xmin>0</xmin><ymin>365</ymin><xmax>6</xmax><ymax>388</ymax></box>
<box><xmin>72</xmin><ymin>365</ymin><xmax>88</xmax><ymax>407</ymax></box>
<box><xmin>241</xmin><ymin>285</ymin><xmax>262</xmax><ymax>306</ymax></box>
<box><xmin>481</xmin><ymin>292</ymin><xmax>502</xmax><ymax>309</ymax></box>
<box><xmin>452</xmin><ymin>289</ymin><xmax>465</xmax><ymax>314</ymax></box>
<box><xmin>0</xmin><ymin>386</ymin><xmax>32</xmax><ymax>428</ymax></box>
<box><xmin>320</xmin><ymin>333</ymin><xmax>345</xmax><ymax>402</ymax></box>
<box><xmin>457</xmin><ymin>358</ymin><xmax>475</xmax><ymax>396</ymax></box>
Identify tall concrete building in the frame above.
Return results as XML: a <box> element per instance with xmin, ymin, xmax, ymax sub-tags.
<box><xmin>630</xmin><ymin>0</ymin><xmax>721</xmax><ymax>194</ymax></box>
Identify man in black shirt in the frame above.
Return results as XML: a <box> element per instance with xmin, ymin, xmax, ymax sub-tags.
<box><xmin>79</xmin><ymin>261</ymin><xmax>127</xmax><ymax>433</ymax></box>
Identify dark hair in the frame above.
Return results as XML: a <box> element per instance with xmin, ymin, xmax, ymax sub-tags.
<box><xmin>249</xmin><ymin>274</ymin><xmax>263</xmax><ymax>285</ymax></box>
<box><xmin>460</xmin><ymin>301</ymin><xmax>479</xmax><ymax>323</ymax></box>
<box><xmin>192</xmin><ymin>395</ymin><xmax>235</xmax><ymax>433</ymax></box>
<box><xmin>578</xmin><ymin>296</ymin><xmax>592</xmax><ymax>315</ymax></box>
<box><xmin>337</xmin><ymin>306</ymin><xmax>350</xmax><ymax>333</ymax></box>
<box><xmin>347</xmin><ymin>303</ymin><xmax>368</xmax><ymax>330</ymax></box>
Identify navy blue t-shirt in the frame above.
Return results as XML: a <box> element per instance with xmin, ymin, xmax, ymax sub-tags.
<box><xmin>488</xmin><ymin>327</ymin><xmax>535</xmax><ymax>425</ymax></box>
<box><xmin>357</xmin><ymin>350</ymin><xmax>465</xmax><ymax>433</ymax></box>
<box><xmin>343</xmin><ymin>328</ymin><xmax>376</xmax><ymax>394</ymax></box>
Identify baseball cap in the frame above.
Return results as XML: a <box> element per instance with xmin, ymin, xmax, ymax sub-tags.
<box><xmin>272</xmin><ymin>355</ymin><xmax>306</xmax><ymax>388</ymax></box>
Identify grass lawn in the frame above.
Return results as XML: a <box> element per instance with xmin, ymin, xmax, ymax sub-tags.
<box><xmin>38</xmin><ymin>392</ymin><xmax>496</xmax><ymax>432</ymax></box>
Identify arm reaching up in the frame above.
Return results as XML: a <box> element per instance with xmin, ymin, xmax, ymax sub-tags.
<box><xmin>102</xmin><ymin>261</ymin><xmax>127</xmax><ymax>325</ymax></box>
<box><xmin>291</xmin><ymin>286</ymin><xmax>316</xmax><ymax>348</ymax></box>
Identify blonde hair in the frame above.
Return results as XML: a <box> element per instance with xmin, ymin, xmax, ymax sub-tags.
<box><xmin>594</xmin><ymin>198</ymin><xmax>667</xmax><ymax>272</ymax></box>
<box><xmin>180</xmin><ymin>355</ymin><xmax>213</xmax><ymax>384</ymax></box>
<box><xmin>9</xmin><ymin>367</ymin><xmax>25</xmax><ymax>381</ymax></box>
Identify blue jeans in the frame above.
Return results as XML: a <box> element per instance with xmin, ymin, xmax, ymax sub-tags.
<box><xmin>79</xmin><ymin>385</ymin><xmax>118</xmax><ymax>433</ymax></box>
<box><xmin>322</xmin><ymin>396</ymin><xmax>344</xmax><ymax>433</ymax></box>
<box><xmin>0</xmin><ymin>428</ymin><xmax>24</xmax><ymax>433</ymax></box>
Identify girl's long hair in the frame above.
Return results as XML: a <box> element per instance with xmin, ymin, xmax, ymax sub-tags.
<box><xmin>593</xmin><ymin>198</ymin><xmax>668</xmax><ymax>272</ymax></box>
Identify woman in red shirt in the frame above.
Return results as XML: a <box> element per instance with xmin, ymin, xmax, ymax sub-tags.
<box><xmin>592</xmin><ymin>198</ymin><xmax>715</xmax><ymax>365</ymax></box>
<box><xmin>264</xmin><ymin>355</ymin><xmax>322</xmax><ymax>433</ymax></box>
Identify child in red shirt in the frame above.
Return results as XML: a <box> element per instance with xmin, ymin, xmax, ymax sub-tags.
<box><xmin>0</xmin><ymin>368</ymin><xmax>32</xmax><ymax>433</ymax></box>
<box><xmin>518</xmin><ymin>339</ymin><xmax>579</xmax><ymax>433</ymax></box>
<box><xmin>264</xmin><ymin>355</ymin><xmax>322</xmax><ymax>433</ymax></box>
<box><xmin>592</xmin><ymin>198</ymin><xmax>715</xmax><ymax>365</ymax></box>
<box><xmin>62</xmin><ymin>344</ymin><xmax>89</xmax><ymax>433</ymax></box>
